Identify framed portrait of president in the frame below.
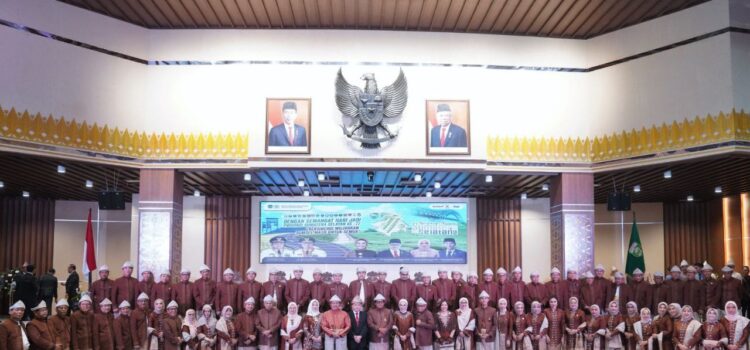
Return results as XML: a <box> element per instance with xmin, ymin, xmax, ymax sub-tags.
<box><xmin>426</xmin><ymin>100</ymin><xmax>471</xmax><ymax>155</ymax></box>
<box><xmin>265</xmin><ymin>98</ymin><xmax>312</xmax><ymax>154</ymax></box>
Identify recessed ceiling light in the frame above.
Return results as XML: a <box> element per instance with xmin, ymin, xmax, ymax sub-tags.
<box><xmin>542</xmin><ymin>183</ymin><xmax>549</xmax><ymax>191</ymax></box>
<box><xmin>297</xmin><ymin>180</ymin><xmax>305</xmax><ymax>187</ymax></box>
<box><xmin>521</xmin><ymin>193</ymin><xmax>528</xmax><ymax>200</ymax></box>
<box><xmin>434</xmin><ymin>182</ymin><xmax>441</xmax><ymax>189</ymax></box>
<box><xmin>714</xmin><ymin>186</ymin><xmax>722</xmax><ymax>193</ymax></box>
<box><xmin>193</xmin><ymin>190</ymin><xmax>201</xmax><ymax>197</ymax></box>
<box><xmin>485</xmin><ymin>175</ymin><xmax>493</xmax><ymax>183</ymax></box>
<box><xmin>57</xmin><ymin>165</ymin><xmax>66</xmax><ymax>174</ymax></box>
<box><xmin>303</xmin><ymin>190</ymin><xmax>310</xmax><ymax>197</ymax></box>
<box><xmin>425</xmin><ymin>192</ymin><xmax>432</xmax><ymax>198</ymax></box>
<box><xmin>85</xmin><ymin>180</ymin><xmax>93</xmax><ymax>188</ymax></box>
<box><xmin>633</xmin><ymin>185</ymin><xmax>641</xmax><ymax>193</ymax></box>
<box><xmin>663</xmin><ymin>170</ymin><xmax>672</xmax><ymax>179</ymax></box>
<box><xmin>687</xmin><ymin>195</ymin><xmax>694</xmax><ymax>202</ymax></box>
<box><xmin>317</xmin><ymin>173</ymin><xmax>325</xmax><ymax>181</ymax></box>
<box><xmin>243</xmin><ymin>173</ymin><xmax>252</xmax><ymax>182</ymax></box>
<box><xmin>22</xmin><ymin>191</ymin><xmax>29</xmax><ymax>198</ymax></box>
<box><xmin>414</xmin><ymin>174</ymin><xmax>422</xmax><ymax>182</ymax></box>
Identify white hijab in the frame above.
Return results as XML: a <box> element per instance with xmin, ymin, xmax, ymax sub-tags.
<box><xmin>307</xmin><ymin>299</ymin><xmax>320</xmax><ymax>317</ymax></box>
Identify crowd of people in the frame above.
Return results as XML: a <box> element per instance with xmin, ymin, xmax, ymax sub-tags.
<box><xmin>3</xmin><ymin>258</ymin><xmax>750</xmax><ymax>350</ymax></box>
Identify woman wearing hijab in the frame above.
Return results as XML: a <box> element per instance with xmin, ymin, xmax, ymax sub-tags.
<box><xmin>671</xmin><ymin>305</ymin><xmax>701</xmax><ymax>350</ymax></box>
<box><xmin>527</xmin><ymin>301</ymin><xmax>548</xmax><ymax>350</ymax></box>
<box><xmin>303</xmin><ymin>299</ymin><xmax>323</xmax><ymax>350</ymax></box>
<box><xmin>495</xmin><ymin>298</ymin><xmax>511</xmax><ymax>350</ymax></box>
<box><xmin>237</xmin><ymin>298</ymin><xmax>258</xmax><ymax>350</ymax></box>
<box><xmin>634</xmin><ymin>308</ymin><xmax>656</xmax><ymax>350</ymax></box>
<box><xmin>699</xmin><ymin>308</ymin><xmax>727</xmax><ymax>350</ymax></box>
<box><xmin>624</xmin><ymin>302</ymin><xmax>640</xmax><ymax>350</ymax></box>
<box><xmin>163</xmin><ymin>301</ymin><xmax>184</xmax><ymax>350</ymax></box>
<box><xmin>720</xmin><ymin>301</ymin><xmax>750</xmax><ymax>350</ymax></box>
<box><xmin>565</xmin><ymin>297</ymin><xmax>587</xmax><ymax>350</ymax></box>
<box><xmin>181</xmin><ymin>309</ymin><xmax>200</xmax><ymax>350</ymax></box>
<box><xmin>652</xmin><ymin>302</ymin><xmax>674</xmax><ymax>350</ymax></box>
<box><xmin>148</xmin><ymin>299</ymin><xmax>166</xmax><ymax>350</ymax></box>
<box><xmin>545</xmin><ymin>297</ymin><xmax>564</xmax><ymax>350</ymax></box>
<box><xmin>604</xmin><ymin>301</ymin><xmax>625</xmax><ymax>350</ymax></box>
<box><xmin>435</xmin><ymin>299</ymin><xmax>457</xmax><ymax>350</ymax></box>
<box><xmin>198</xmin><ymin>304</ymin><xmax>218</xmax><ymax>349</ymax></box>
<box><xmin>584</xmin><ymin>304</ymin><xmax>605</xmax><ymax>350</ymax></box>
<box><xmin>511</xmin><ymin>301</ymin><xmax>530</xmax><ymax>350</ymax></box>
<box><xmin>393</xmin><ymin>299</ymin><xmax>415</xmax><ymax>350</ymax></box>
<box><xmin>281</xmin><ymin>302</ymin><xmax>303</xmax><ymax>350</ymax></box>
<box><xmin>216</xmin><ymin>305</ymin><xmax>239</xmax><ymax>350</ymax></box>
<box><xmin>456</xmin><ymin>297</ymin><xmax>476</xmax><ymax>350</ymax></box>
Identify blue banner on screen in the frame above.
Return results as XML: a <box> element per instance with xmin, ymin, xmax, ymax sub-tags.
<box><xmin>259</xmin><ymin>201</ymin><xmax>468</xmax><ymax>264</ymax></box>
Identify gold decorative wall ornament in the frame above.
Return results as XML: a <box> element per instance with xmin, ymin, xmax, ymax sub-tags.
<box><xmin>487</xmin><ymin>110</ymin><xmax>750</xmax><ymax>163</ymax></box>
<box><xmin>0</xmin><ymin>107</ymin><xmax>249</xmax><ymax>159</ymax></box>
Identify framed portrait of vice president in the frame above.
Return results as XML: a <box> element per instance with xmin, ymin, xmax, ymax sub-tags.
<box><xmin>426</xmin><ymin>100</ymin><xmax>470</xmax><ymax>155</ymax></box>
<box><xmin>265</xmin><ymin>98</ymin><xmax>312</xmax><ymax>154</ymax></box>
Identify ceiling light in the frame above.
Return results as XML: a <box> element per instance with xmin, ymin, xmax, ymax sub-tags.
<box><xmin>297</xmin><ymin>180</ymin><xmax>305</xmax><ymax>187</ymax></box>
<box><xmin>434</xmin><ymin>182</ymin><xmax>441</xmax><ymax>189</ymax></box>
<box><xmin>303</xmin><ymin>190</ymin><xmax>310</xmax><ymax>197</ymax></box>
<box><xmin>633</xmin><ymin>185</ymin><xmax>641</xmax><ymax>193</ymax></box>
<box><xmin>687</xmin><ymin>195</ymin><xmax>694</xmax><ymax>202</ymax></box>
<box><xmin>663</xmin><ymin>170</ymin><xmax>672</xmax><ymax>179</ymax></box>
<box><xmin>485</xmin><ymin>175</ymin><xmax>493</xmax><ymax>183</ymax></box>
<box><xmin>715</xmin><ymin>186</ymin><xmax>722</xmax><ymax>193</ymax></box>
<box><xmin>0</xmin><ymin>181</ymin><xmax>4</xmax><ymax>188</ymax></box>
<box><xmin>243</xmin><ymin>173</ymin><xmax>252</xmax><ymax>182</ymax></box>
<box><xmin>542</xmin><ymin>183</ymin><xmax>549</xmax><ymax>191</ymax></box>
<box><xmin>414</xmin><ymin>174</ymin><xmax>422</xmax><ymax>182</ymax></box>
<box><xmin>521</xmin><ymin>193</ymin><xmax>527</xmax><ymax>200</ymax></box>
<box><xmin>57</xmin><ymin>165</ymin><xmax>66</xmax><ymax>174</ymax></box>
<box><xmin>367</xmin><ymin>171</ymin><xmax>374</xmax><ymax>182</ymax></box>
<box><xmin>425</xmin><ymin>192</ymin><xmax>432</xmax><ymax>198</ymax></box>
<box><xmin>193</xmin><ymin>190</ymin><xmax>201</xmax><ymax>197</ymax></box>
<box><xmin>317</xmin><ymin>173</ymin><xmax>325</xmax><ymax>181</ymax></box>
<box><xmin>22</xmin><ymin>191</ymin><xmax>29</xmax><ymax>198</ymax></box>
<box><xmin>85</xmin><ymin>180</ymin><xmax>93</xmax><ymax>188</ymax></box>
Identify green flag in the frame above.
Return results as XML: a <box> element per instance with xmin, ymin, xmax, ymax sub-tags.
<box><xmin>625</xmin><ymin>215</ymin><xmax>646</xmax><ymax>275</ymax></box>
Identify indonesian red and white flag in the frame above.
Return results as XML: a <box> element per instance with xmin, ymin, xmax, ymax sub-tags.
<box><xmin>82</xmin><ymin>208</ymin><xmax>97</xmax><ymax>274</ymax></box>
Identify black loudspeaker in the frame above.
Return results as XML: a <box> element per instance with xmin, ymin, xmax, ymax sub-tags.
<box><xmin>98</xmin><ymin>191</ymin><xmax>126</xmax><ymax>210</ymax></box>
<box><xmin>607</xmin><ymin>191</ymin><xmax>632</xmax><ymax>211</ymax></box>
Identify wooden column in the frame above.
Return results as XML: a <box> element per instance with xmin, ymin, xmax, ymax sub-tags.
<box><xmin>742</xmin><ymin>193</ymin><xmax>750</xmax><ymax>268</ymax></box>
<box><xmin>138</xmin><ymin>169</ymin><xmax>183</xmax><ymax>278</ymax></box>
<box><xmin>550</xmin><ymin>173</ymin><xmax>594</xmax><ymax>274</ymax></box>
<box><xmin>723</xmin><ymin>195</ymin><xmax>743</xmax><ymax>268</ymax></box>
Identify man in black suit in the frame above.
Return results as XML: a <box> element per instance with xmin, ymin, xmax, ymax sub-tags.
<box><xmin>348</xmin><ymin>296</ymin><xmax>368</xmax><ymax>350</ymax></box>
<box><xmin>14</xmin><ymin>263</ymin><xmax>38</xmax><ymax>320</ymax></box>
<box><xmin>438</xmin><ymin>238</ymin><xmax>467</xmax><ymax>259</ymax></box>
<box><xmin>38</xmin><ymin>268</ymin><xmax>58</xmax><ymax>311</ymax></box>
<box><xmin>376</xmin><ymin>239</ymin><xmax>409</xmax><ymax>259</ymax></box>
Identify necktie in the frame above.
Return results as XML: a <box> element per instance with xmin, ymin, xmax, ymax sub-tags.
<box><xmin>393</xmin><ymin>250</ymin><xmax>399</xmax><ymax>257</ymax></box>
<box><xmin>440</xmin><ymin>127</ymin><xmax>447</xmax><ymax>146</ymax></box>
<box><xmin>355</xmin><ymin>312</ymin><xmax>359</xmax><ymax>324</ymax></box>
<box><xmin>359</xmin><ymin>282</ymin><xmax>365</xmax><ymax>303</ymax></box>
<box><xmin>287</xmin><ymin>127</ymin><xmax>294</xmax><ymax>145</ymax></box>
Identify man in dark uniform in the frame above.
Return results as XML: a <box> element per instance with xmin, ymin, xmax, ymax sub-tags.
<box><xmin>38</xmin><ymin>268</ymin><xmax>58</xmax><ymax>313</ymax></box>
<box><xmin>90</xmin><ymin>265</ymin><xmax>113</xmax><ymax>310</ymax></box>
<box><xmin>15</xmin><ymin>263</ymin><xmax>38</xmax><ymax>320</ymax></box>
<box><xmin>65</xmin><ymin>264</ymin><xmax>79</xmax><ymax>302</ymax></box>
<box><xmin>629</xmin><ymin>268</ymin><xmax>652</xmax><ymax>313</ymax></box>
<box><xmin>377</xmin><ymin>239</ymin><xmax>409</xmax><ymax>259</ymax></box>
<box><xmin>285</xmin><ymin>266</ymin><xmax>311</xmax><ymax>310</ymax></box>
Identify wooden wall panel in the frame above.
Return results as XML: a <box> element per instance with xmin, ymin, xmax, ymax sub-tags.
<box><xmin>476</xmin><ymin>198</ymin><xmax>522</xmax><ymax>272</ymax></box>
<box><xmin>663</xmin><ymin>201</ymin><xmax>712</xmax><ymax>270</ymax></box>
<box><xmin>204</xmin><ymin>196</ymin><xmax>252</xmax><ymax>281</ymax></box>
<box><xmin>0</xmin><ymin>198</ymin><xmax>55</xmax><ymax>274</ymax></box>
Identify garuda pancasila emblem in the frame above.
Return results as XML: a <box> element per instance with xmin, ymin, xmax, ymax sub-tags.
<box><xmin>335</xmin><ymin>68</ymin><xmax>408</xmax><ymax>148</ymax></box>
